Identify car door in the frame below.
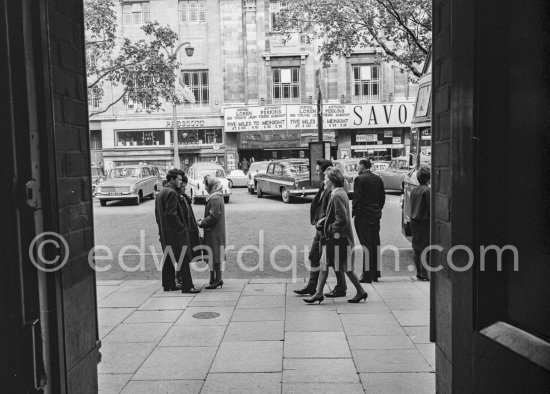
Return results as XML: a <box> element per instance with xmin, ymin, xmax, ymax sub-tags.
<box><xmin>141</xmin><ymin>167</ymin><xmax>152</xmax><ymax>195</ymax></box>
<box><xmin>383</xmin><ymin>160</ymin><xmax>398</xmax><ymax>190</ymax></box>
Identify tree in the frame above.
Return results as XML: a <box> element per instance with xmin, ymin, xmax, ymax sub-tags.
<box><xmin>85</xmin><ymin>0</ymin><xmax>182</xmax><ymax>116</ymax></box>
<box><xmin>275</xmin><ymin>0</ymin><xmax>431</xmax><ymax>79</ymax></box>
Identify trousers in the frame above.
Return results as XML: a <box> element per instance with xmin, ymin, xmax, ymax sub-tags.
<box><xmin>307</xmin><ymin>231</ymin><xmax>347</xmax><ymax>291</ymax></box>
<box><xmin>354</xmin><ymin>217</ymin><xmax>381</xmax><ymax>280</ymax></box>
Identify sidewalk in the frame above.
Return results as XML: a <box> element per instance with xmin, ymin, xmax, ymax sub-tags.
<box><xmin>97</xmin><ymin>277</ymin><xmax>435</xmax><ymax>394</ymax></box>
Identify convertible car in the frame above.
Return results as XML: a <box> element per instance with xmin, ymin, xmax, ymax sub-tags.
<box><xmin>255</xmin><ymin>159</ymin><xmax>318</xmax><ymax>203</ymax></box>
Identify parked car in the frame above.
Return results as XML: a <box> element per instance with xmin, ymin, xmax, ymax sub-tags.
<box><xmin>91</xmin><ymin>165</ymin><xmax>105</xmax><ymax>196</ymax></box>
<box><xmin>333</xmin><ymin>159</ymin><xmax>360</xmax><ymax>196</ymax></box>
<box><xmin>372</xmin><ymin>161</ymin><xmax>390</xmax><ymax>172</ymax></box>
<box><xmin>374</xmin><ymin>156</ymin><xmax>410</xmax><ymax>192</ymax></box>
<box><xmin>255</xmin><ymin>159</ymin><xmax>317</xmax><ymax>203</ymax></box>
<box><xmin>227</xmin><ymin>170</ymin><xmax>248</xmax><ymax>188</ymax></box>
<box><xmin>187</xmin><ymin>162</ymin><xmax>231</xmax><ymax>204</ymax></box>
<box><xmin>246</xmin><ymin>160</ymin><xmax>270</xmax><ymax>194</ymax></box>
<box><xmin>95</xmin><ymin>164</ymin><xmax>160</xmax><ymax>206</ymax></box>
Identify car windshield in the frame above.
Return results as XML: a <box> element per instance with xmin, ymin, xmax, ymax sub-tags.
<box><xmin>251</xmin><ymin>163</ymin><xmax>269</xmax><ymax>172</ymax></box>
<box><xmin>109</xmin><ymin>168</ymin><xmax>141</xmax><ymax>178</ymax></box>
<box><xmin>284</xmin><ymin>164</ymin><xmax>309</xmax><ymax>176</ymax></box>
<box><xmin>344</xmin><ymin>163</ymin><xmax>358</xmax><ymax>172</ymax></box>
<box><xmin>195</xmin><ymin>169</ymin><xmax>225</xmax><ymax>179</ymax></box>
<box><xmin>230</xmin><ymin>170</ymin><xmax>245</xmax><ymax>176</ymax></box>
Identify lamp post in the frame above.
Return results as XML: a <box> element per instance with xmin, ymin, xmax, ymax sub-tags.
<box><xmin>162</xmin><ymin>42</ymin><xmax>194</xmax><ymax>169</ymax></box>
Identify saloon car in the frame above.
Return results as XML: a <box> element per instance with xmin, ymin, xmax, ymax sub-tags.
<box><xmin>187</xmin><ymin>162</ymin><xmax>231</xmax><ymax>204</ymax></box>
<box><xmin>373</xmin><ymin>156</ymin><xmax>410</xmax><ymax>192</ymax></box>
<box><xmin>372</xmin><ymin>161</ymin><xmax>389</xmax><ymax>172</ymax></box>
<box><xmin>255</xmin><ymin>159</ymin><xmax>318</xmax><ymax>203</ymax></box>
<box><xmin>227</xmin><ymin>170</ymin><xmax>248</xmax><ymax>188</ymax></box>
<box><xmin>247</xmin><ymin>160</ymin><xmax>270</xmax><ymax>194</ymax></box>
<box><xmin>91</xmin><ymin>165</ymin><xmax>105</xmax><ymax>196</ymax></box>
<box><xmin>333</xmin><ymin>159</ymin><xmax>360</xmax><ymax>196</ymax></box>
<box><xmin>95</xmin><ymin>164</ymin><xmax>160</xmax><ymax>206</ymax></box>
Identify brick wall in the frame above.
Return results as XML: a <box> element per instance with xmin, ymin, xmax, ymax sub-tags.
<box><xmin>49</xmin><ymin>0</ymin><xmax>98</xmax><ymax>391</ymax></box>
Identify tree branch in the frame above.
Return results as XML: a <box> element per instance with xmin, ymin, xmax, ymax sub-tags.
<box><xmin>89</xmin><ymin>88</ymin><xmax>128</xmax><ymax>117</ymax></box>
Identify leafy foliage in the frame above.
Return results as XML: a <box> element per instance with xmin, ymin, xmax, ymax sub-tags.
<box><xmin>275</xmin><ymin>0</ymin><xmax>431</xmax><ymax>78</ymax></box>
<box><xmin>85</xmin><ymin>0</ymin><xmax>183</xmax><ymax>116</ymax></box>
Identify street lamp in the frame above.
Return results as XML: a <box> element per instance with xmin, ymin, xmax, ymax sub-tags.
<box><xmin>161</xmin><ymin>42</ymin><xmax>194</xmax><ymax>169</ymax></box>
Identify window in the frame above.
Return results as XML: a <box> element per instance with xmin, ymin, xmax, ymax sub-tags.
<box><xmin>179</xmin><ymin>0</ymin><xmax>207</xmax><ymax>23</ymax></box>
<box><xmin>178</xmin><ymin>129</ymin><xmax>222</xmax><ymax>145</ymax></box>
<box><xmin>88</xmin><ymin>87</ymin><xmax>101</xmax><ymax>109</ymax></box>
<box><xmin>274</xmin><ymin>165</ymin><xmax>283</xmax><ymax>175</ymax></box>
<box><xmin>244</xmin><ymin>0</ymin><xmax>256</xmax><ymax>8</ymax></box>
<box><xmin>116</xmin><ymin>130</ymin><xmax>166</xmax><ymax>146</ymax></box>
<box><xmin>126</xmin><ymin>75</ymin><xmax>153</xmax><ymax>112</ymax></box>
<box><xmin>353</xmin><ymin>64</ymin><xmax>381</xmax><ymax>102</ymax></box>
<box><xmin>181</xmin><ymin>70</ymin><xmax>209</xmax><ymax>107</ymax></box>
<box><xmin>393</xmin><ymin>69</ymin><xmax>409</xmax><ymax>99</ymax></box>
<box><xmin>122</xmin><ymin>2</ymin><xmax>150</xmax><ymax>25</ymax></box>
<box><xmin>270</xmin><ymin>0</ymin><xmax>287</xmax><ymax>30</ymax></box>
<box><xmin>272</xmin><ymin>67</ymin><xmax>300</xmax><ymax>103</ymax></box>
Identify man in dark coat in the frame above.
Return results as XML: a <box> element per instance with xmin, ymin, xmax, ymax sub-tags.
<box><xmin>155</xmin><ymin>169</ymin><xmax>200</xmax><ymax>293</ymax></box>
<box><xmin>352</xmin><ymin>159</ymin><xmax>386</xmax><ymax>283</ymax></box>
<box><xmin>294</xmin><ymin>159</ymin><xmax>347</xmax><ymax>297</ymax></box>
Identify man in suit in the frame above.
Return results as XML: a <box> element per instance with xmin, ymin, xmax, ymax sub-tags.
<box><xmin>155</xmin><ymin>169</ymin><xmax>200</xmax><ymax>293</ymax></box>
<box><xmin>352</xmin><ymin>159</ymin><xmax>386</xmax><ymax>283</ymax></box>
<box><xmin>294</xmin><ymin>159</ymin><xmax>347</xmax><ymax>297</ymax></box>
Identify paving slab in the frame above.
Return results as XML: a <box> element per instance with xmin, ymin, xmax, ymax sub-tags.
<box><xmin>334</xmin><ymin>300</ymin><xmax>391</xmax><ymax>314</ymax></box>
<box><xmin>284</xmin><ymin>332</ymin><xmax>351</xmax><ymax>358</ymax></box>
<box><xmin>242</xmin><ymin>283</ymin><xmax>286</xmax><ymax>295</ymax></box>
<box><xmin>282</xmin><ymin>358</ymin><xmax>360</xmax><ymax>383</ymax></box>
<box><xmin>353</xmin><ymin>349</ymin><xmax>433</xmax><ymax>373</ymax></box>
<box><xmin>416</xmin><ymin>343</ymin><xmax>436</xmax><ymax>366</ymax></box>
<box><xmin>210</xmin><ymin>341</ymin><xmax>283</xmax><ymax>373</ymax></box>
<box><xmin>103</xmin><ymin>323</ymin><xmax>172</xmax><ymax>343</ymax></box>
<box><xmin>231</xmin><ymin>307</ymin><xmax>285</xmax><ymax>322</ymax></box>
<box><xmin>347</xmin><ymin>335</ymin><xmax>415</xmax><ymax>350</ymax></box>
<box><xmin>138</xmin><ymin>296</ymin><xmax>192</xmax><ymax>310</ymax></box>
<box><xmin>98</xmin><ymin>373</ymin><xmax>132</xmax><ymax>394</ymax></box>
<box><xmin>175</xmin><ymin>306</ymin><xmax>234</xmax><ymax>326</ymax></box>
<box><xmin>188</xmin><ymin>299</ymin><xmax>239</xmax><ymax>308</ymax></box>
<box><xmin>98</xmin><ymin>308</ymin><xmax>136</xmax><ymax>326</ymax></box>
<box><xmin>375</xmin><ymin>288</ymin><xmax>429</xmax><ymax>300</ymax></box>
<box><xmin>392</xmin><ymin>309</ymin><xmax>430</xmax><ymax>326</ymax></box>
<box><xmin>285</xmin><ymin>311</ymin><xmax>343</xmax><ymax>332</ymax></box>
<box><xmin>97</xmin><ymin>280</ymin><xmax>124</xmax><ymax>286</ymax></box>
<box><xmin>285</xmin><ymin>295</ymin><xmax>336</xmax><ymax>311</ymax></box>
<box><xmin>283</xmin><ymin>382</ymin><xmax>364</xmax><ymax>394</ymax></box>
<box><xmin>403</xmin><ymin>326</ymin><xmax>432</xmax><ymax>344</ymax></box>
<box><xmin>201</xmin><ymin>373</ymin><xmax>281</xmax><ymax>394</ymax></box>
<box><xmin>98</xmin><ymin>342</ymin><xmax>156</xmax><ymax>374</ymax></box>
<box><xmin>124</xmin><ymin>310</ymin><xmax>182</xmax><ymax>324</ymax></box>
<box><xmin>360</xmin><ymin>372</ymin><xmax>435</xmax><ymax>393</ymax></box>
<box><xmin>159</xmin><ymin>325</ymin><xmax>226</xmax><ymax>347</ymax></box>
<box><xmin>384</xmin><ymin>298</ymin><xmax>430</xmax><ymax>310</ymax></box>
<box><xmin>99</xmin><ymin>326</ymin><xmax>116</xmax><ymax>340</ymax></box>
<box><xmin>121</xmin><ymin>380</ymin><xmax>203</xmax><ymax>394</ymax></box>
<box><xmin>121</xmin><ymin>280</ymin><xmax>160</xmax><ymax>286</ymax></box>
<box><xmin>340</xmin><ymin>313</ymin><xmax>406</xmax><ymax>336</ymax></box>
<box><xmin>133</xmin><ymin>347</ymin><xmax>216</xmax><ymax>380</ymax></box>
<box><xmin>236</xmin><ymin>295</ymin><xmax>285</xmax><ymax>309</ymax></box>
<box><xmin>224</xmin><ymin>321</ymin><xmax>284</xmax><ymax>341</ymax></box>
<box><xmin>249</xmin><ymin>278</ymin><xmax>298</xmax><ymax>284</ymax></box>
<box><xmin>97</xmin><ymin>286</ymin><xmax>121</xmax><ymax>302</ymax></box>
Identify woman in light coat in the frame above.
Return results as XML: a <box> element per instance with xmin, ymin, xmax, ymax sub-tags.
<box><xmin>304</xmin><ymin>167</ymin><xmax>368</xmax><ymax>304</ymax></box>
<box><xmin>198</xmin><ymin>176</ymin><xmax>226</xmax><ymax>289</ymax></box>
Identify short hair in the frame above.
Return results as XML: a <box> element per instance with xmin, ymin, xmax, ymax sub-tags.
<box><xmin>324</xmin><ymin>166</ymin><xmax>345</xmax><ymax>187</ymax></box>
<box><xmin>359</xmin><ymin>159</ymin><xmax>372</xmax><ymax>169</ymax></box>
<box><xmin>316</xmin><ymin>158</ymin><xmax>333</xmax><ymax>173</ymax></box>
<box><xmin>417</xmin><ymin>165</ymin><xmax>431</xmax><ymax>184</ymax></box>
<box><xmin>166</xmin><ymin>169</ymin><xmax>186</xmax><ymax>182</ymax></box>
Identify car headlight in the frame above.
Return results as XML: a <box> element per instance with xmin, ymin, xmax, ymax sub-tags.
<box><xmin>96</xmin><ymin>186</ymin><xmax>102</xmax><ymax>193</ymax></box>
<box><xmin>129</xmin><ymin>186</ymin><xmax>135</xmax><ymax>193</ymax></box>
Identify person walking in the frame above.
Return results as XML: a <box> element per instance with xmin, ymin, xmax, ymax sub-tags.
<box><xmin>198</xmin><ymin>176</ymin><xmax>226</xmax><ymax>289</ymax></box>
<box><xmin>294</xmin><ymin>159</ymin><xmax>347</xmax><ymax>297</ymax></box>
<box><xmin>304</xmin><ymin>167</ymin><xmax>368</xmax><ymax>304</ymax></box>
<box><xmin>241</xmin><ymin>157</ymin><xmax>250</xmax><ymax>174</ymax></box>
<box><xmin>155</xmin><ymin>169</ymin><xmax>200</xmax><ymax>293</ymax></box>
<box><xmin>410</xmin><ymin>165</ymin><xmax>431</xmax><ymax>281</ymax></box>
<box><xmin>352</xmin><ymin>159</ymin><xmax>386</xmax><ymax>283</ymax></box>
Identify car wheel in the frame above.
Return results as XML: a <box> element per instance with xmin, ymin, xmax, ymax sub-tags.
<box><xmin>257</xmin><ymin>185</ymin><xmax>263</xmax><ymax>198</ymax></box>
<box><xmin>281</xmin><ymin>187</ymin><xmax>292</xmax><ymax>203</ymax></box>
<box><xmin>134</xmin><ymin>192</ymin><xmax>141</xmax><ymax>205</ymax></box>
<box><xmin>224</xmin><ymin>196</ymin><xmax>230</xmax><ymax>203</ymax></box>
<box><xmin>150</xmin><ymin>187</ymin><xmax>157</xmax><ymax>199</ymax></box>
<box><xmin>100</xmin><ymin>200</ymin><xmax>107</xmax><ymax>207</ymax></box>
<box><xmin>228</xmin><ymin>180</ymin><xmax>233</xmax><ymax>189</ymax></box>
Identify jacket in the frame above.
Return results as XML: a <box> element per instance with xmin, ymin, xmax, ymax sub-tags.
<box><xmin>323</xmin><ymin>188</ymin><xmax>354</xmax><ymax>246</ymax></box>
<box><xmin>410</xmin><ymin>184</ymin><xmax>430</xmax><ymax>221</ymax></box>
<box><xmin>310</xmin><ymin>185</ymin><xmax>331</xmax><ymax>225</ymax></box>
<box><xmin>198</xmin><ymin>191</ymin><xmax>226</xmax><ymax>264</ymax></box>
<box><xmin>155</xmin><ymin>183</ymin><xmax>187</xmax><ymax>257</ymax></box>
<box><xmin>352</xmin><ymin>170</ymin><xmax>386</xmax><ymax>222</ymax></box>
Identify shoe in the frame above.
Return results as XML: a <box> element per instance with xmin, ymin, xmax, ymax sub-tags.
<box><xmin>324</xmin><ymin>290</ymin><xmax>346</xmax><ymax>298</ymax></box>
<box><xmin>163</xmin><ymin>283</ymin><xmax>182</xmax><ymax>291</ymax></box>
<box><xmin>348</xmin><ymin>292</ymin><xmax>368</xmax><ymax>303</ymax></box>
<box><xmin>181</xmin><ymin>287</ymin><xmax>201</xmax><ymax>294</ymax></box>
<box><xmin>303</xmin><ymin>294</ymin><xmax>324</xmax><ymax>304</ymax></box>
<box><xmin>416</xmin><ymin>274</ymin><xmax>430</xmax><ymax>282</ymax></box>
<box><xmin>359</xmin><ymin>276</ymin><xmax>372</xmax><ymax>284</ymax></box>
<box><xmin>205</xmin><ymin>280</ymin><xmax>223</xmax><ymax>289</ymax></box>
<box><xmin>294</xmin><ymin>286</ymin><xmax>316</xmax><ymax>296</ymax></box>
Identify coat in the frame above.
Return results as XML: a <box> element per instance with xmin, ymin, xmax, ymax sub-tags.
<box><xmin>352</xmin><ymin>170</ymin><xmax>386</xmax><ymax>222</ymax></box>
<box><xmin>198</xmin><ymin>191</ymin><xmax>226</xmax><ymax>265</ymax></box>
<box><xmin>180</xmin><ymin>193</ymin><xmax>201</xmax><ymax>259</ymax></box>
<box><xmin>155</xmin><ymin>183</ymin><xmax>187</xmax><ymax>259</ymax></box>
<box><xmin>310</xmin><ymin>185</ymin><xmax>331</xmax><ymax>225</ymax></box>
<box><xmin>322</xmin><ymin>188</ymin><xmax>355</xmax><ymax>272</ymax></box>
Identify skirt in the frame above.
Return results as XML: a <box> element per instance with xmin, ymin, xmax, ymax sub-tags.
<box><xmin>320</xmin><ymin>238</ymin><xmax>354</xmax><ymax>273</ymax></box>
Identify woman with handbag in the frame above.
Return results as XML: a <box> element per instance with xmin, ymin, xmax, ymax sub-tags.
<box><xmin>304</xmin><ymin>167</ymin><xmax>368</xmax><ymax>304</ymax></box>
<box><xmin>198</xmin><ymin>176</ymin><xmax>226</xmax><ymax>289</ymax></box>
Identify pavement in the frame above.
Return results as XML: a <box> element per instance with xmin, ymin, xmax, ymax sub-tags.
<box><xmin>97</xmin><ymin>277</ymin><xmax>435</xmax><ymax>394</ymax></box>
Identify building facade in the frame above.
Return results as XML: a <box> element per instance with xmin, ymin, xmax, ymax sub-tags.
<box><xmin>89</xmin><ymin>0</ymin><xmax>418</xmax><ymax>172</ymax></box>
